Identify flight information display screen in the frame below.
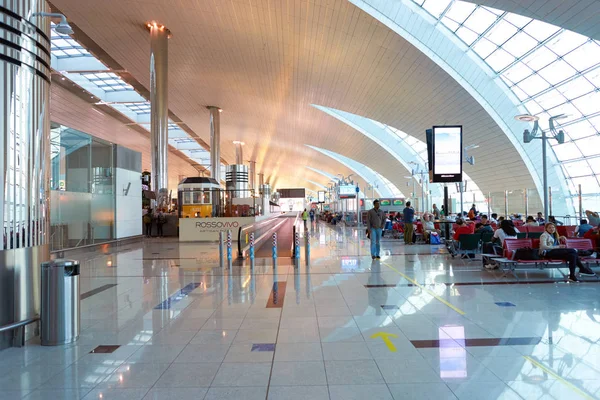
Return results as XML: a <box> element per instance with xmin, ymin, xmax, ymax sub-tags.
<box><xmin>432</xmin><ymin>125</ymin><xmax>462</xmax><ymax>183</ymax></box>
<box><xmin>318</xmin><ymin>191</ymin><xmax>325</xmax><ymax>203</ymax></box>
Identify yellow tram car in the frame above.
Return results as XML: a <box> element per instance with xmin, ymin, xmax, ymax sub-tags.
<box><xmin>178</xmin><ymin>177</ymin><xmax>221</xmax><ymax>218</ymax></box>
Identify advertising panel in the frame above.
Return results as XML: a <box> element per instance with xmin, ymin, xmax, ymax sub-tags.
<box><xmin>318</xmin><ymin>191</ymin><xmax>326</xmax><ymax>203</ymax></box>
<box><xmin>433</xmin><ymin>125</ymin><xmax>463</xmax><ymax>183</ymax></box>
<box><xmin>338</xmin><ymin>185</ymin><xmax>356</xmax><ymax>199</ymax></box>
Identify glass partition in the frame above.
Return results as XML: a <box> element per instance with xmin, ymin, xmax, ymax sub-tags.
<box><xmin>50</xmin><ymin>124</ymin><xmax>116</xmax><ymax>251</ymax></box>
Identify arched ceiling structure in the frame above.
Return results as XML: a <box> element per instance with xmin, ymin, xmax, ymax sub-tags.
<box><xmin>47</xmin><ymin>0</ymin><xmax>597</xmax><ymax>215</ymax></box>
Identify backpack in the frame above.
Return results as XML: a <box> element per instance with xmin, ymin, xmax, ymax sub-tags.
<box><xmin>512</xmin><ymin>247</ymin><xmax>540</xmax><ymax>261</ymax></box>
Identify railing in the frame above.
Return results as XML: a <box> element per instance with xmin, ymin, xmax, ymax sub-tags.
<box><xmin>237</xmin><ymin>214</ymin><xmax>289</xmax><ymax>258</ymax></box>
<box><xmin>0</xmin><ymin>315</ymin><xmax>40</xmax><ymax>347</ymax></box>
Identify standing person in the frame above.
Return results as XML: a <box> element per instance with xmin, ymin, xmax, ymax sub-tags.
<box><xmin>156</xmin><ymin>209</ymin><xmax>166</xmax><ymax>238</ymax></box>
<box><xmin>367</xmin><ymin>199</ymin><xmax>386</xmax><ymax>259</ymax></box>
<box><xmin>143</xmin><ymin>210</ymin><xmax>153</xmax><ymax>237</ymax></box>
<box><xmin>309</xmin><ymin>208</ymin><xmax>315</xmax><ymax>223</ymax></box>
<box><xmin>302</xmin><ymin>209</ymin><xmax>309</xmax><ymax>229</ymax></box>
<box><xmin>539</xmin><ymin>223</ymin><xmax>595</xmax><ymax>282</ymax></box>
<box><xmin>403</xmin><ymin>201</ymin><xmax>415</xmax><ymax>245</ymax></box>
<box><xmin>432</xmin><ymin>204</ymin><xmax>440</xmax><ymax>220</ymax></box>
<box><xmin>468</xmin><ymin>204</ymin><xmax>477</xmax><ymax>220</ymax></box>
<box><xmin>440</xmin><ymin>205</ymin><xmax>446</xmax><ymax>218</ymax></box>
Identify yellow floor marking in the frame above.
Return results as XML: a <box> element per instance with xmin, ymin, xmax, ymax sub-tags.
<box><xmin>523</xmin><ymin>356</ymin><xmax>596</xmax><ymax>400</ymax></box>
<box><xmin>370</xmin><ymin>332</ymin><xmax>398</xmax><ymax>352</ymax></box>
<box><xmin>382</xmin><ymin>261</ymin><xmax>466</xmax><ymax>315</ymax></box>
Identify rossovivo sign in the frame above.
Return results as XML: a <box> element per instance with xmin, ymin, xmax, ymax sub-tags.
<box><xmin>195</xmin><ymin>221</ymin><xmax>240</xmax><ymax>231</ymax></box>
<box><xmin>180</xmin><ymin>217</ymin><xmax>256</xmax><ymax>241</ymax></box>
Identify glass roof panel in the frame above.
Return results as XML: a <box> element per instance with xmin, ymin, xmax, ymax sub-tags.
<box><xmin>484</xmin><ymin>48</ymin><xmax>515</xmax><ymax>71</ymax></box>
<box><xmin>484</xmin><ymin>19</ymin><xmax>518</xmax><ymax>45</ymax></box>
<box><xmin>555</xmin><ymin>76</ymin><xmax>595</xmax><ymax>99</ymax></box>
<box><xmin>503</xmin><ymin>13</ymin><xmax>530</xmax><ymax>28</ymax></box>
<box><xmin>503</xmin><ymin>62</ymin><xmax>534</xmax><ymax>85</ymax></box>
<box><xmin>546</xmin><ymin>30</ymin><xmax>588</xmax><ymax>56</ymax></box>
<box><xmin>536</xmin><ymin>59</ymin><xmax>577</xmax><ymax>85</ymax></box>
<box><xmin>501</xmin><ymin>31</ymin><xmax>538</xmax><ymax>58</ymax></box>
<box><xmin>422</xmin><ymin>0</ymin><xmax>452</xmax><ymax>18</ymax></box>
<box><xmin>521</xmin><ymin>46</ymin><xmax>557</xmax><ymax>70</ymax></box>
<box><xmin>571</xmin><ymin>91</ymin><xmax>600</xmax><ymax>115</ymax></box>
<box><xmin>455</xmin><ymin>27</ymin><xmax>479</xmax><ymax>46</ymax></box>
<box><xmin>553</xmin><ymin>141</ymin><xmax>583</xmax><ymax>161</ymax></box>
<box><xmin>472</xmin><ymin>38</ymin><xmax>497</xmax><ymax>59</ymax></box>
<box><xmin>522</xmin><ymin>19</ymin><xmax>561</xmax><ymax>42</ymax></box>
<box><xmin>562</xmin><ymin>41</ymin><xmax>600</xmax><ymax>72</ymax></box>
<box><xmin>444</xmin><ymin>2</ymin><xmax>476</xmax><ymax>25</ymax></box>
<box><xmin>462</xmin><ymin>7</ymin><xmax>498</xmax><ymax>34</ymax></box>
<box><xmin>516</xmin><ymin>74</ymin><xmax>551</xmax><ymax>97</ymax></box>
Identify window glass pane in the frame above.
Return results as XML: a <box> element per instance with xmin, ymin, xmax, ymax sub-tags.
<box><xmin>584</xmin><ymin>68</ymin><xmax>600</xmax><ymax>86</ymax></box>
<box><xmin>422</xmin><ymin>0</ymin><xmax>452</xmax><ymax>18</ymax></box>
<box><xmin>553</xmin><ymin>141</ymin><xmax>583</xmax><ymax>161</ymax></box>
<box><xmin>571</xmin><ymin>91</ymin><xmax>600</xmax><ymax>115</ymax></box>
<box><xmin>562</xmin><ymin>160</ymin><xmax>592</xmax><ymax>178</ymax></box>
<box><xmin>536</xmin><ymin>60</ymin><xmax>577</xmax><ymax>85</ymax></box>
<box><xmin>563</xmin><ymin>121</ymin><xmax>597</xmax><ymax>141</ymax></box>
<box><xmin>522</xmin><ymin>19</ymin><xmax>561</xmax><ymax>42</ymax></box>
<box><xmin>570</xmin><ymin>176</ymin><xmax>599</xmax><ymax>194</ymax></box>
<box><xmin>546</xmin><ymin>102</ymin><xmax>582</xmax><ymax>124</ymax></box>
<box><xmin>535</xmin><ymin>90</ymin><xmax>567</xmax><ymax>110</ymax></box>
<box><xmin>573</xmin><ymin>137</ymin><xmax>600</xmax><ymax>157</ymax></box>
<box><xmin>485</xmin><ymin>48</ymin><xmax>514</xmax><ymax>71</ymax></box>
<box><xmin>502</xmin><ymin>32</ymin><xmax>538</xmax><ymax>58</ymax></box>
<box><xmin>556</xmin><ymin>76</ymin><xmax>595</xmax><ymax>100</ymax></box>
<box><xmin>521</xmin><ymin>46</ymin><xmax>557</xmax><ymax>70</ymax></box>
<box><xmin>444</xmin><ymin>2</ymin><xmax>476</xmax><ymax>24</ymax></box>
<box><xmin>455</xmin><ymin>26</ymin><xmax>479</xmax><ymax>46</ymax></box>
<box><xmin>503</xmin><ymin>62</ymin><xmax>534</xmax><ymax>84</ymax></box>
<box><xmin>517</xmin><ymin>74</ymin><xmax>551</xmax><ymax>96</ymax></box>
<box><xmin>503</xmin><ymin>13</ymin><xmax>531</xmax><ymax>28</ymax></box>
<box><xmin>485</xmin><ymin>20</ymin><xmax>519</xmax><ymax>45</ymax></box>
<box><xmin>562</xmin><ymin>41</ymin><xmax>600</xmax><ymax>72</ymax></box>
<box><xmin>546</xmin><ymin>30</ymin><xmax>588</xmax><ymax>56</ymax></box>
<box><xmin>586</xmin><ymin>157</ymin><xmax>600</xmax><ymax>174</ymax></box>
<box><xmin>463</xmin><ymin>7</ymin><xmax>498</xmax><ymax>34</ymax></box>
<box><xmin>472</xmin><ymin>38</ymin><xmax>497</xmax><ymax>59</ymax></box>
<box><xmin>522</xmin><ymin>99</ymin><xmax>544</xmax><ymax>115</ymax></box>
<box><xmin>511</xmin><ymin>85</ymin><xmax>529</xmax><ymax>101</ymax></box>
<box><xmin>441</xmin><ymin>17</ymin><xmax>460</xmax><ymax>32</ymax></box>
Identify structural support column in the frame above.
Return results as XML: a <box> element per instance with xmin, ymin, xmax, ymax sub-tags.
<box><xmin>149</xmin><ymin>23</ymin><xmax>170</xmax><ymax>210</ymax></box>
<box><xmin>248</xmin><ymin>161</ymin><xmax>256</xmax><ymax>195</ymax></box>
<box><xmin>208</xmin><ymin>106</ymin><xmax>222</xmax><ymax>216</ymax></box>
<box><xmin>234</xmin><ymin>141</ymin><xmax>244</xmax><ymax>165</ymax></box>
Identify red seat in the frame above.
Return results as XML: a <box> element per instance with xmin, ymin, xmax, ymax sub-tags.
<box><xmin>565</xmin><ymin>238</ymin><xmax>593</xmax><ymax>251</ymax></box>
<box><xmin>503</xmin><ymin>239</ymin><xmax>533</xmax><ymax>259</ymax></box>
<box><xmin>525</xmin><ymin>225</ymin><xmax>545</xmax><ymax>233</ymax></box>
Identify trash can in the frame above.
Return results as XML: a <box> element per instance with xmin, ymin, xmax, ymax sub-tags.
<box><xmin>41</xmin><ymin>259</ymin><xmax>80</xmax><ymax>346</ymax></box>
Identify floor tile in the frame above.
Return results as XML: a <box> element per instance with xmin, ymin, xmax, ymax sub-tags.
<box><xmin>39</xmin><ymin>363</ymin><xmax>117</xmax><ymax>389</ymax></box>
<box><xmin>154</xmin><ymin>363</ymin><xmax>220</xmax><ymax>388</ymax></box>
<box><xmin>233</xmin><ymin>329</ymin><xmax>278</xmax><ymax>344</ymax></box>
<box><xmin>142</xmin><ymin>388</ymin><xmax>208</xmax><ymax>400</ymax></box>
<box><xmin>446</xmin><ymin>381</ymin><xmax>523</xmax><ymax>400</ymax></box>
<box><xmin>273</xmin><ymin>343</ymin><xmax>323</xmax><ymax>361</ymax></box>
<box><xmin>223</xmin><ymin>343</ymin><xmax>274</xmax><ymax>363</ymax></box>
<box><xmin>96</xmin><ymin>363</ymin><xmax>169</xmax><ymax>389</ymax></box>
<box><xmin>212</xmin><ymin>363</ymin><xmax>271</xmax><ymax>387</ymax></box>
<box><xmin>388</xmin><ymin>383</ymin><xmax>458</xmax><ymax>400</ymax></box>
<box><xmin>173</xmin><ymin>344</ymin><xmax>230</xmax><ymax>363</ymax></box>
<box><xmin>375</xmin><ymin>358</ymin><xmax>442</xmax><ymax>383</ymax></box>
<box><xmin>329</xmin><ymin>384</ymin><xmax>393</xmax><ymax>400</ymax></box>
<box><xmin>22</xmin><ymin>389</ymin><xmax>90</xmax><ymax>400</ymax></box>
<box><xmin>204</xmin><ymin>387</ymin><xmax>267</xmax><ymax>400</ymax></box>
<box><xmin>267</xmin><ymin>385</ymin><xmax>329</xmax><ymax>400</ymax></box>
<box><xmin>322</xmin><ymin>342</ymin><xmax>372</xmax><ymax>360</ymax></box>
<box><xmin>269</xmin><ymin>361</ymin><xmax>327</xmax><ymax>386</ymax></box>
<box><xmin>126</xmin><ymin>345</ymin><xmax>185</xmax><ymax>364</ymax></box>
<box><xmin>190</xmin><ymin>330</ymin><xmax>237</xmax><ymax>345</ymax></box>
<box><xmin>82</xmin><ymin>388</ymin><xmax>149</xmax><ymax>400</ymax></box>
<box><xmin>325</xmin><ymin>360</ymin><xmax>384</xmax><ymax>384</ymax></box>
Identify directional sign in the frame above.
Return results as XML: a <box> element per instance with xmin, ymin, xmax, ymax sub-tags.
<box><xmin>370</xmin><ymin>332</ymin><xmax>399</xmax><ymax>352</ymax></box>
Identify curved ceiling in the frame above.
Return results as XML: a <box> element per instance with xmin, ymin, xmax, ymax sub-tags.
<box><xmin>463</xmin><ymin>0</ymin><xmax>600</xmax><ymax>40</ymax></box>
<box><xmin>47</xmin><ymin>0</ymin><xmax>583</xmax><ymax>215</ymax></box>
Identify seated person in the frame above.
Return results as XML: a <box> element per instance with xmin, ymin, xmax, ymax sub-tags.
<box><xmin>480</xmin><ymin>215</ymin><xmax>491</xmax><ymax>226</ymax></box>
<box><xmin>585</xmin><ymin>210</ymin><xmax>600</xmax><ymax>226</ymax></box>
<box><xmin>484</xmin><ymin>219</ymin><xmax>519</xmax><ymax>256</ymax></box>
<box><xmin>422</xmin><ymin>214</ymin><xmax>440</xmax><ymax>242</ymax></box>
<box><xmin>475</xmin><ymin>222</ymin><xmax>493</xmax><ymax>234</ymax></box>
<box><xmin>549</xmin><ymin>215</ymin><xmax>563</xmax><ymax>226</ymax></box>
<box><xmin>448</xmin><ymin>218</ymin><xmax>474</xmax><ymax>257</ymax></box>
<box><xmin>536</xmin><ymin>212</ymin><xmax>545</xmax><ymax>224</ymax></box>
<box><xmin>584</xmin><ymin>223</ymin><xmax>600</xmax><ymax>247</ymax></box>
<box><xmin>525</xmin><ymin>216</ymin><xmax>539</xmax><ymax>227</ymax></box>
<box><xmin>490</xmin><ymin>213</ymin><xmax>499</xmax><ymax>224</ymax></box>
<box><xmin>575</xmin><ymin>219</ymin><xmax>593</xmax><ymax>238</ymax></box>
<box><xmin>497</xmin><ymin>216</ymin><xmax>505</xmax><ymax>224</ymax></box>
<box><xmin>540</xmin><ymin>223</ymin><xmax>594</xmax><ymax>282</ymax></box>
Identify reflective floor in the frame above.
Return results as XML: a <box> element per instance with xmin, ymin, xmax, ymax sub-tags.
<box><xmin>1</xmin><ymin>222</ymin><xmax>600</xmax><ymax>400</ymax></box>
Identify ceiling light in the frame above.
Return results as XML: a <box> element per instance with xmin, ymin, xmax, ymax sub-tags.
<box><xmin>514</xmin><ymin>114</ymin><xmax>539</xmax><ymax>122</ymax></box>
<box><xmin>218</xmin><ymin>109</ymin><xmax>223</xmax><ymax>113</ymax></box>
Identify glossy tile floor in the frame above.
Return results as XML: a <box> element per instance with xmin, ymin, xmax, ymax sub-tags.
<box><xmin>2</xmin><ymin>222</ymin><xmax>600</xmax><ymax>400</ymax></box>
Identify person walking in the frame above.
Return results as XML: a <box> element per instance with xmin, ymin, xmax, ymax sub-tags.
<box><xmin>309</xmin><ymin>208</ymin><xmax>315</xmax><ymax>223</ymax></box>
<box><xmin>302</xmin><ymin>208</ymin><xmax>309</xmax><ymax>229</ymax></box>
<box><xmin>403</xmin><ymin>201</ymin><xmax>415</xmax><ymax>245</ymax></box>
<box><xmin>367</xmin><ymin>199</ymin><xmax>386</xmax><ymax>259</ymax></box>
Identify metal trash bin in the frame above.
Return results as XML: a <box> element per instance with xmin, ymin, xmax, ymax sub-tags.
<box><xmin>41</xmin><ymin>259</ymin><xmax>80</xmax><ymax>346</ymax></box>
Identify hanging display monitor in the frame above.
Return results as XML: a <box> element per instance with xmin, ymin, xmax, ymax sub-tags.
<box><xmin>318</xmin><ymin>191</ymin><xmax>325</xmax><ymax>203</ymax></box>
<box><xmin>338</xmin><ymin>185</ymin><xmax>356</xmax><ymax>199</ymax></box>
<box><xmin>426</xmin><ymin>128</ymin><xmax>434</xmax><ymax>182</ymax></box>
<box><xmin>432</xmin><ymin>125</ymin><xmax>463</xmax><ymax>183</ymax></box>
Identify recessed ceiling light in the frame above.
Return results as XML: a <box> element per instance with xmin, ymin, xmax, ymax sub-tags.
<box><xmin>514</xmin><ymin>114</ymin><xmax>539</xmax><ymax>122</ymax></box>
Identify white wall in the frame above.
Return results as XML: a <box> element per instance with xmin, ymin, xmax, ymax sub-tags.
<box><xmin>115</xmin><ymin>167</ymin><xmax>142</xmax><ymax>238</ymax></box>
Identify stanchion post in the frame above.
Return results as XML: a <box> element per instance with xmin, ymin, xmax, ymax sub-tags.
<box><xmin>272</xmin><ymin>232</ymin><xmax>278</xmax><ymax>259</ymax></box>
<box><xmin>219</xmin><ymin>231</ymin><xmax>225</xmax><ymax>267</ymax></box>
<box><xmin>227</xmin><ymin>230</ymin><xmax>232</xmax><ymax>268</ymax></box>
<box><xmin>305</xmin><ymin>234</ymin><xmax>310</xmax><ymax>263</ymax></box>
<box><xmin>294</xmin><ymin>230</ymin><xmax>300</xmax><ymax>260</ymax></box>
<box><xmin>249</xmin><ymin>232</ymin><xmax>255</xmax><ymax>260</ymax></box>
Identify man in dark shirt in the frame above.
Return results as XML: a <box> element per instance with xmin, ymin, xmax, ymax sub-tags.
<box><xmin>403</xmin><ymin>201</ymin><xmax>415</xmax><ymax>245</ymax></box>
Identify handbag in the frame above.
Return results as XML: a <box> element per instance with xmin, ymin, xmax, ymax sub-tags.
<box><xmin>430</xmin><ymin>233</ymin><xmax>441</xmax><ymax>245</ymax></box>
<box><xmin>512</xmin><ymin>247</ymin><xmax>540</xmax><ymax>260</ymax></box>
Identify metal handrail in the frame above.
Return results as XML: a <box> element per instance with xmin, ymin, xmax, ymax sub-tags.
<box><xmin>237</xmin><ymin>215</ymin><xmax>284</xmax><ymax>257</ymax></box>
<box><xmin>0</xmin><ymin>315</ymin><xmax>39</xmax><ymax>333</ymax></box>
